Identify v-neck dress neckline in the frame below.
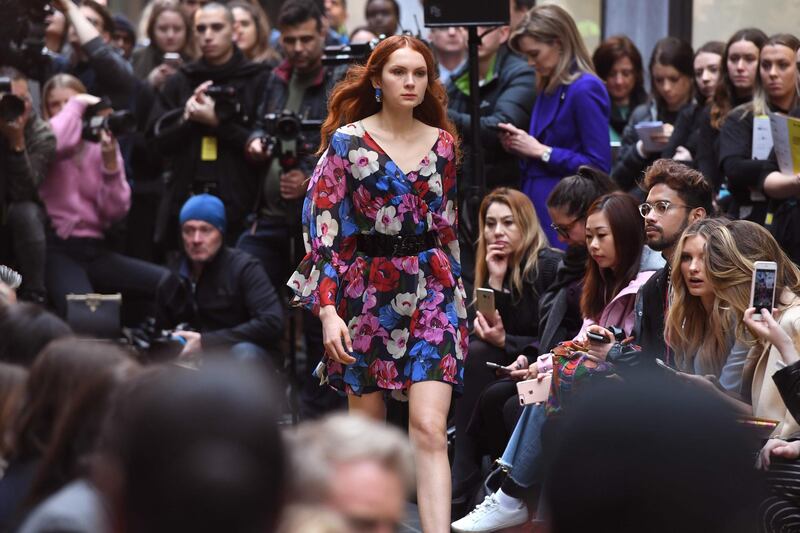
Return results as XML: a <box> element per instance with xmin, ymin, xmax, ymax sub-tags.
<box><xmin>359</xmin><ymin>121</ymin><xmax>441</xmax><ymax>176</ymax></box>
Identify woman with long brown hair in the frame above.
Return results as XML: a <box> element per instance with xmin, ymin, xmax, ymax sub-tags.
<box><xmin>288</xmin><ymin>35</ymin><xmax>467</xmax><ymax>532</ymax></box>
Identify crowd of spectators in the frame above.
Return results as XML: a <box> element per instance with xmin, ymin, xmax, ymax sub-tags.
<box><xmin>2</xmin><ymin>0</ymin><xmax>800</xmax><ymax>531</ymax></box>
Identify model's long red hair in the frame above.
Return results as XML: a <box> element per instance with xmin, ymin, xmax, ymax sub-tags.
<box><xmin>319</xmin><ymin>35</ymin><xmax>460</xmax><ymax>161</ymax></box>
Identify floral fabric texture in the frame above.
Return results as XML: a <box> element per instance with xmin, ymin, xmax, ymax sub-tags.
<box><xmin>288</xmin><ymin>122</ymin><xmax>469</xmax><ymax>397</ymax></box>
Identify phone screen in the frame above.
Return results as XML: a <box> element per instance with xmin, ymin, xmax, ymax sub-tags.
<box><xmin>753</xmin><ymin>268</ymin><xmax>777</xmax><ymax>311</ymax></box>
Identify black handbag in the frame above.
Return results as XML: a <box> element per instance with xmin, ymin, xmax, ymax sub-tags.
<box><xmin>66</xmin><ymin>293</ymin><xmax>122</xmax><ymax>339</ymax></box>
<box><xmin>772</xmin><ymin>358</ymin><xmax>800</xmax><ymax>425</ymax></box>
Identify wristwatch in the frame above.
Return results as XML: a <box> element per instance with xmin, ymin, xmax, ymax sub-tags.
<box><xmin>541</xmin><ymin>147</ymin><xmax>552</xmax><ymax>163</ymax></box>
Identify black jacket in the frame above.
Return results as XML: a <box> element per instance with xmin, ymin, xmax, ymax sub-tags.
<box><xmin>632</xmin><ymin>265</ymin><xmax>670</xmax><ymax>361</ymax></box>
<box><xmin>661</xmin><ymin>102</ymin><xmax>703</xmax><ymax>163</ymax></box>
<box><xmin>536</xmin><ymin>245</ymin><xmax>587</xmax><ymax>354</ymax></box>
<box><xmin>0</xmin><ymin>116</ymin><xmax>55</xmax><ymax>206</ymax></box>
<box><xmin>149</xmin><ymin>48</ymin><xmax>270</xmax><ymax>234</ymax></box>
<box><xmin>156</xmin><ymin>246</ymin><xmax>284</xmax><ymax>352</ymax></box>
<box><xmin>493</xmin><ymin>247</ymin><xmax>562</xmax><ymax>357</ymax></box>
<box><xmin>446</xmin><ymin>46</ymin><xmax>537</xmax><ymax>189</ymax></box>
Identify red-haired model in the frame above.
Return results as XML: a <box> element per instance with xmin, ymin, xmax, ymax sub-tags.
<box><xmin>288</xmin><ymin>35</ymin><xmax>468</xmax><ymax>531</ymax></box>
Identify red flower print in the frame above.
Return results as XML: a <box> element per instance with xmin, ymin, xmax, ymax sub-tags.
<box><xmin>440</xmin><ymin>353</ymin><xmax>457</xmax><ymax>383</ymax></box>
<box><xmin>319</xmin><ymin>277</ymin><xmax>338</xmax><ymax>306</ymax></box>
<box><xmin>429</xmin><ymin>249</ymin><xmax>454</xmax><ymax>288</ymax></box>
<box><xmin>369</xmin><ymin>258</ymin><xmax>400</xmax><ymax>292</ymax></box>
<box><xmin>370</xmin><ymin>359</ymin><xmax>401</xmax><ymax>389</ymax></box>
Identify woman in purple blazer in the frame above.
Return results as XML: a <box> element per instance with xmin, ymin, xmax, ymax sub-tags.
<box><xmin>498</xmin><ymin>4</ymin><xmax>611</xmax><ymax>248</ymax></box>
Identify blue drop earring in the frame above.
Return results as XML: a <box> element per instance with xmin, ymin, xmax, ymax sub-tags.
<box><xmin>375</xmin><ymin>87</ymin><xmax>382</xmax><ymax>103</ymax></box>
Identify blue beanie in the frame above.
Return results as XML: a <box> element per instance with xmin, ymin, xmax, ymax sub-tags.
<box><xmin>179</xmin><ymin>194</ymin><xmax>226</xmax><ymax>233</ymax></box>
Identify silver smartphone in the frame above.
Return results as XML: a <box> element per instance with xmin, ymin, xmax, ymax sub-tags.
<box><xmin>475</xmin><ymin>288</ymin><xmax>496</xmax><ymax>321</ymax></box>
<box><xmin>750</xmin><ymin>261</ymin><xmax>778</xmax><ymax>320</ymax></box>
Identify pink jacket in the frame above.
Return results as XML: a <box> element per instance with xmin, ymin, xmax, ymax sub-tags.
<box><xmin>39</xmin><ymin>97</ymin><xmax>130</xmax><ymax>240</ymax></box>
<box><xmin>576</xmin><ymin>270</ymin><xmax>656</xmax><ymax>341</ymax></box>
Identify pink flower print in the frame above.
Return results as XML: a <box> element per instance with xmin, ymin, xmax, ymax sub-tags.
<box><xmin>436</xmin><ymin>131</ymin><xmax>454</xmax><ymax>159</ymax></box>
<box><xmin>440</xmin><ymin>353</ymin><xmax>458</xmax><ymax>383</ymax></box>
<box><xmin>362</xmin><ymin>286</ymin><xmax>378</xmax><ymax>313</ymax></box>
<box><xmin>370</xmin><ymin>359</ymin><xmax>401</xmax><ymax>389</ymax></box>
<box><xmin>415</xmin><ymin>308</ymin><xmax>452</xmax><ymax>344</ymax></box>
<box><xmin>342</xmin><ymin>258</ymin><xmax>367</xmax><ymax>299</ymax></box>
<box><xmin>397</xmin><ymin>195</ymin><xmax>421</xmax><ymax>223</ymax></box>
<box><xmin>391</xmin><ymin>256</ymin><xmax>419</xmax><ymax>275</ymax></box>
<box><xmin>350</xmin><ymin>314</ymin><xmax>387</xmax><ymax>352</ymax></box>
<box><xmin>353</xmin><ymin>185</ymin><xmax>384</xmax><ymax>219</ymax></box>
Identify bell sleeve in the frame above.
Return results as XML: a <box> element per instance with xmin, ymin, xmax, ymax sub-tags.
<box><xmin>287</xmin><ymin>130</ymin><xmax>356</xmax><ymax>315</ymax></box>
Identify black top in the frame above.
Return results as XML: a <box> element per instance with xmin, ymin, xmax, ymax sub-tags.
<box><xmin>719</xmin><ymin>105</ymin><xmax>774</xmax><ymax>207</ymax></box>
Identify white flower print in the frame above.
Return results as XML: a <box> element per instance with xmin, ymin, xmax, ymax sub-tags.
<box><xmin>387</xmin><ymin>328</ymin><xmax>410</xmax><ymax>359</ymax></box>
<box><xmin>391</xmin><ymin>292</ymin><xmax>417</xmax><ymax>316</ymax></box>
<box><xmin>454</xmin><ymin>327</ymin><xmax>464</xmax><ymax>360</ymax></box>
<box><xmin>349</xmin><ymin>147</ymin><xmax>380</xmax><ymax>180</ymax></box>
<box><xmin>454</xmin><ymin>287</ymin><xmax>467</xmax><ymax>319</ymax></box>
<box><xmin>299</xmin><ymin>268</ymin><xmax>320</xmax><ymax>297</ymax></box>
<box><xmin>375</xmin><ymin>205</ymin><xmax>402</xmax><ymax>235</ymax></box>
<box><xmin>316</xmin><ymin>211</ymin><xmax>339</xmax><ymax>247</ymax></box>
<box><xmin>341</xmin><ymin>122</ymin><xmax>365</xmax><ymax>137</ymax></box>
<box><xmin>443</xmin><ymin>200</ymin><xmax>456</xmax><ymax>226</ymax></box>
<box><xmin>416</xmin><ymin>270</ymin><xmax>428</xmax><ymax>300</ymax></box>
<box><xmin>428</xmin><ymin>172</ymin><xmax>443</xmax><ymax>196</ymax></box>
<box><xmin>419</xmin><ymin>151</ymin><xmax>438</xmax><ymax>176</ymax></box>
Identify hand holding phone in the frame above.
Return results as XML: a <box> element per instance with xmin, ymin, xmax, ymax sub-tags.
<box><xmin>587</xmin><ymin>331</ymin><xmax>611</xmax><ymax>343</ymax></box>
<box><xmin>485</xmin><ymin>361</ymin><xmax>512</xmax><ymax>373</ymax></box>
<box><xmin>475</xmin><ymin>288</ymin><xmax>496</xmax><ymax>325</ymax></box>
<box><xmin>750</xmin><ymin>261</ymin><xmax>778</xmax><ymax>321</ymax></box>
<box><xmin>517</xmin><ymin>373</ymin><xmax>552</xmax><ymax>405</ymax></box>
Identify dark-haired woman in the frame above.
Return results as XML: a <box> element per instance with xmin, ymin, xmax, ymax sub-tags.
<box><xmin>365</xmin><ymin>0</ymin><xmax>400</xmax><ymax>37</ymax></box>
<box><xmin>287</xmin><ymin>35</ymin><xmax>467</xmax><ymax>532</ymax></box>
<box><xmin>132</xmin><ymin>1</ymin><xmax>196</xmax><ymax>90</ymax></box>
<box><xmin>719</xmin><ymin>33</ymin><xmax>800</xmax><ymax>222</ymax></box>
<box><xmin>661</xmin><ymin>41</ymin><xmax>724</xmax><ymax>165</ymax></box>
<box><xmin>612</xmin><ymin>37</ymin><xmax>694</xmax><ymax>194</ymax></box>
<box><xmin>694</xmin><ymin>29</ymin><xmax>767</xmax><ymax>193</ymax></box>
<box><xmin>593</xmin><ymin>35</ymin><xmax>648</xmax><ymax>142</ymax></box>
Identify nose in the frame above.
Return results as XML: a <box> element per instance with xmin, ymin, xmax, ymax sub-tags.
<box><xmin>689</xmin><ymin>257</ymin><xmax>701</xmax><ymax>274</ymax></box>
<box><xmin>644</xmin><ymin>210</ymin><xmax>658</xmax><ymax>225</ymax></box>
<box><xmin>589</xmin><ymin>236</ymin><xmax>599</xmax><ymax>251</ymax></box>
<box><xmin>701</xmin><ymin>69</ymin><xmax>712</xmax><ymax>82</ymax></box>
<box><xmin>404</xmin><ymin>72</ymin><xmax>415</xmax><ymax>86</ymax></box>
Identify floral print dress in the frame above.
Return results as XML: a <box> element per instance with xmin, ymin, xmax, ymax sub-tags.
<box><xmin>288</xmin><ymin>121</ymin><xmax>469</xmax><ymax>397</ymax></box>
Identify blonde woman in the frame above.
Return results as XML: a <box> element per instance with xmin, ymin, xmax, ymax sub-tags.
<box><xmin>452</xmin><ymin>188</ymin><xmax>561</xmax><ymax>501</ymax></box>
<box><xmin>496</xmin><ymin>4</ymin><xmax>611</xmax><ymax>247</ymax></box>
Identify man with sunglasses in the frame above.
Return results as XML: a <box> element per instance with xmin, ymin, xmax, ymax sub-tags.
<box><xmin>592</xmin><ymin>159</ymin><xmax>713</xmax><ymax>365</ymax></box>
<box><xmin>150</xmin><ymin>2</ymin><xmax>270</xmax><ymax>241</ymax></box>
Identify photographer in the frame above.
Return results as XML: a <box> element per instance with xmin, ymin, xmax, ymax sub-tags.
<box><xmin>243</xmin><ymin>0</ymin><xmax>344</xmax><ymax>418</ymax></box>
<box><xmin>0</xmin><ymin>67</ymin><xmax>55</xmax><ymax>304</ymax></box>
<box><xmin>50</xmin><ymin>0</ymin><xmax>137</xmax><ymax>111</ymax></box>
<box><xmin>150</xmin><ymin>2</ymin><xmax>270</xmax><ymax>241</ymax></box>
<box><xmin>39</xmin><ymin>74</ymin><xmax>169</xmax><ymax>317</ymax></box>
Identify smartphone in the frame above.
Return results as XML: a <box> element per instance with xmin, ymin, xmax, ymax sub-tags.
<box><xmin>749</xmin><ymin>261</ymin><xmax>778</xmax><ymax>320</ymax></box>
<box><xmin>163</xmin><ymin>52</ymin><xmax>182</xmax><ymax>68</ymax></box>
<box><xmin>485</xmin><ymin>361</ymin><xmax>512</xmax><ymax>373</ymax></box>
<box><xmin>475</xmin><ymin>288</ymin><xmax>496</xmax><ymax>321</ymax></box>
<box><xmin>517</xmin><ymin>374</ymin><xmax>552</xmax><ymax>405</ymax></box>
<box><xmin>655</xmin><ymin>358</ymin><xmax>680</xmax><ymax>375</ymax></box>
<box><xmin>587</xmin><ymin>331</ymin><xmax>611</xmax><ymax>343</ymax></box>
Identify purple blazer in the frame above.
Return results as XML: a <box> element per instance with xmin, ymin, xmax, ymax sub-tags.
<box><xmin>519</xmin><ymin>72</ymin><xmax>611</xmax><ymax>246</ymax></box>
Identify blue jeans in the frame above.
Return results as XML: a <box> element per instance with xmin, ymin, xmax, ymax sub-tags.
<box><xmin>231</xmin><ymin>342</ymin><xmax>269</xmax><ymax>364</ymax></box>
<box><xmin>499</xmin><ymin>403</ymin><xmax>547</xmax><ymax>489</ymax></box>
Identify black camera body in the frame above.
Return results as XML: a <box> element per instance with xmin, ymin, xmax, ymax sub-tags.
<box><xmin>205</xmin><ymin>84</ymin><xmax>241</xmax><ymax>122</ymax></box>
<box><xmin>260</xmin><ymin>111</ymin><xmax>321</xmax><ymax>172</ymax></box>
<box><xmin>81</xmin><ymin>99</ymin><xmax>136</xmax><ymax>142</ymax></box>
<box><xmin>0</xmin><ymin>0</ymin><xmax>52</xmax><ymax>81</ymax></box>
<box><xmin>0</xmin><ymin>77</ymin><xmax>26</xmax><ymax>123</ymax></box>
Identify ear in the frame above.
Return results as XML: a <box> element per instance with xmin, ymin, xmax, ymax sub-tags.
<box><xmin>689</xmin><ymin>208</ymin><xmax>707</xmax><ymax>223</ymax></box>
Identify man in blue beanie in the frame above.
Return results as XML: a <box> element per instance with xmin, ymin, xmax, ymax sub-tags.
<box><xmin>156</xmin><ymin>194</ymin><xmax>283</xmax><ymax>363</ymax></box>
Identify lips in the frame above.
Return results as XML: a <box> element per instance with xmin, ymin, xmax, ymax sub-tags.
<box><xmin>645</xmin><ymin>225</ymin><xmax>660</xmax><ymax>233</ymax></box>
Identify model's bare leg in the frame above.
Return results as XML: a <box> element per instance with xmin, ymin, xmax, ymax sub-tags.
<box><xmin>348</xmin><ymin>391</ymin><xmax>387</xmax><ymax>421</ymax></box>
<box><xmin>408</xmin><ymin>380</ymin><xmax>453</xmax><ymax>533</ymax></box>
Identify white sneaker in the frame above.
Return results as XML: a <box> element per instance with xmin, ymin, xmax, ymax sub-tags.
<box><xmin>451</xmin><ymin>493</ymin><xmax>528</xmax><ymax>532</ymax></box>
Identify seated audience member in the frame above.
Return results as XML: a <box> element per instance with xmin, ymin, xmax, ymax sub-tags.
<box><xmin>719</xmin><ymin>34</ymin><xmax>799</xmax><ymax>222</ymax></box>
<box><xmin>286</xmin><ymin>413</ymin><xmax>414</xmax><ymax>532</ymax></box>
<box><xmin>14</xmin><ymin>343</ymin><xmax>137</xmax><ymax>533</ymax></box>
<box><xmin>429</xmin><ymin>26</ymin><xmax>467</xmax><ymax>85</ymax></box>
<box><xmin>0</xmin><ymin>339</ymin><xmax>131</xmax><ymax>530</ymax></box>
<box><xmin>452</xmin><ymin>191</ymin><xmax>664</xmax><ymax>532</ymax></box>
<box><xmin>628</xmin><ymin>159</ymin><xmax>712</xmax><ymax>363</ymax></box>
<box><xmin>451</xmin><ymin>188</ymin><xmax>561</xmax><ymax>503</ymax></box>
<box><xmin>50</xmin><ymin>0</ymin><xmax>137</xmax><ymax>110</ymax></box>
<box><xmin>39</xmin><ymin>75</ymin><xmax>170</xmax><ymax>319</ymax></box>
<box><xmin>94</xmin><ymin>359</ymin><xmax>287</xmax><ymax>533</ymax></box>
<box><xmin>0</xmin><ymin>304</ymin><xmax>72</xmax><ymax>367</ymax></box>
<box><xmin>447</xmin><ymin>23</ymin><xmax>536</xmax><ymax>191</ymax></box>
<box><xmin>156</xmin><ymin>194</ymin><xmax>283</xmax><ymax>363</ymax></box>
<box><xmin>132</xmin><ymin>1</ymin><xmax>197</xmax><ymax>91</ymax></box>
<box><xmin>498</xmin><ymin>5</ymin><xmax>611</xmax><ymax>246</ymax></box>
<box><xmin>0</xmin><ymin>68</ymin><xmax>56</xmax><ymax>304</ymax></box>
<box><xmin>661</xmin><ymin>41</ymin><xmax>724</xmax><ymax>164</ymax></box>
<box><xmin>364</xmin><ymin>0</ymin><xmax>399</xmax><ymax>37</ymax></box>
<box><xmin>612</xmin><ymin>37</ymin><xmax>694</xmax><ymax>194</ymax></box>
<box><xmin>545</xmin><ymin>378</ymin><xmax>761</xmax><ymax>533</ymax></box>
<box><xmin>230</xmin><ymin>1</ymin><xmax>280</xmax><ymax>64</ymax></box>
<box><xmin>695</xmin><ymin>28</ymin><xmax>766</xmax><ymax>192</ymax></box>
<box><xmin>150</xmin><ymin>1</ymin><xmax>270</xmax><ymax>240</ymax></box>
<box><xmin>592</xmin><ymin>35</ymin><xmax>648</xmax><ymax>142</ymax></box>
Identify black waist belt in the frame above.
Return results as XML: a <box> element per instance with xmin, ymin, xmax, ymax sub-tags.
<box><xmin>356</xmin><ymin>232</ymin><xmax>438</xmax><ymax>257</ymax></box>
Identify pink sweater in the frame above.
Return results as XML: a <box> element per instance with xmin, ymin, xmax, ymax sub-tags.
<box><xmin>39</xmin><ymin>97</ymin><xmax>130</xmax><ymax>239</ymax></box>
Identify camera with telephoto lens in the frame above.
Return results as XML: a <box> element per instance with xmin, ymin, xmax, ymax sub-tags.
<box><xmin>0</xmin><ymin>77</ymin><xmax>26</xmax><ymax>123</ymax></box>
<box><xmin>81</xmin><ymin>99</ymin><xmax>136</xmax><ymax>142</ymax></box>
<box><xmin>205</xmin><ymin>84</ymin><xmax>240</xmax><ymax>122</ymax></box>
<box><xmin>260</xmin><ymin>110</ymin><xmax>322</xmax><ymax>172</ymax></box>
